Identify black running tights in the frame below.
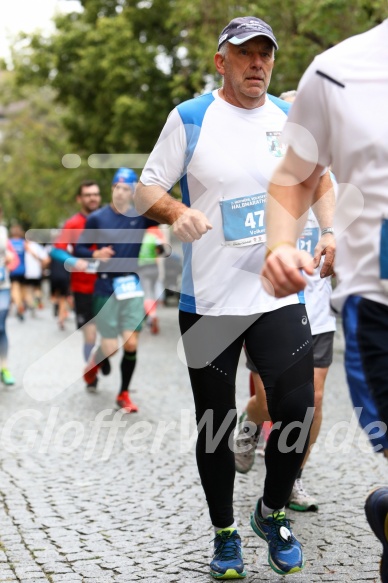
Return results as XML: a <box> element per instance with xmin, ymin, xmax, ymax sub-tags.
<box><xmin>179</xmin><ymin>305</ymin><xmax>314</xmax><ymax>527</ymax></box>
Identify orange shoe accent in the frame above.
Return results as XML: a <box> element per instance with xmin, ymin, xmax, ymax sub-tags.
<box><xmin>116</xmin><ymin>391</ymin><xmax>138</xmax><ymax>413</ymax></box>
<box><xmin>83</xmin><ymin>356</ymin><xmax>99</xmax><ymax>385</ymax></box>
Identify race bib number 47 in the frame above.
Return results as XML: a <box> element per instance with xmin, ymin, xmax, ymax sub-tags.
<box><xmin>220</xmin><ymin>193</ymin><xmax>267</xmax><ymax>247</ymax></box>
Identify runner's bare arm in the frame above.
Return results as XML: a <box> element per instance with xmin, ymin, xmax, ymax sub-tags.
<box><xmin>134</xmin><ymin>182</ymin><xmax>212</xmax><ymax>242</ymax></box>
<box><xmin>311</xmin><ymin>170</ymin><xmax>336</xmax><ymax>277</ymax></box>
<box><xmin>262</xmin><ymin>147</ymin><xmax>323</xmax><ymax>297</ymax></box>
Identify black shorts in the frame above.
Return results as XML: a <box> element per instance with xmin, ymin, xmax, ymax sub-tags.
<box><xmin>312</xmin><ymin>331</ymin><xmax>334</xmax><ymax>368</ymax></box>
<box><xmin>10</xmin><ymin>275</ymin><xmax>25</xmax><ymax>284</ymax></box>
<box><xmin>26</xmin><ymin>278</ymin><xmax>43</xmax><ymax>288</ymax></box>
<box><xmin>50</xmin><ymin>278</ymin><xmax>69</xmax><ymax>297</ymax></box>
<box><xmin>245</xmin><ymin>330</ymin><xmax>334</xmax><ymax>371</ymax></box>
<box><xmin>73</xmin><ymin>292</ymin><xmax>94</xmax><ymax>329</ymax></box>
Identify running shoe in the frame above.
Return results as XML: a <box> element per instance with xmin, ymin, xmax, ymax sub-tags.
<box><xmin>287</xmin><ymin>478</ymin><xmax>318</xmax><ymax>512</ymax></box>
<box><xmin>210</xmin><ymin>528</ymin><xmax>246</xmax><ymax>579</ymax></box>
<box><xmin>116</xmin><ymin>391</ymin><xmax>138</xmax><ymax>413</ymax></box>
<box><xmin>234</xmin><ymin>412</ymin><xmax>261</xmax><ymax>474</ymax></box>
<box><xmin>83</xmin><ymin>354</ymin><xmax>99</xmax><ymax>385</ymax></box>
<box><xmin>86</xmin><ymin>377</ymin><xmax>98</xmax><ymax>394</ymax></box>
<box><xmin>365</xmin><ymin>487</ymin><xmax>388</xmax><ymax>583</ymax></box>
<box><xmin>1</xmin><ymin>368</ymin><xmax>15</xmax><ymax>386</ymax></box>
<box><xmin>150</xmin><ymin>317</ymin><xmax>160</xmax><ymax>334</ymax></box>
<box><xmin>250</xmin><ymin>498</ymin><xmax>304</xmax><ymax>575</ymax></box>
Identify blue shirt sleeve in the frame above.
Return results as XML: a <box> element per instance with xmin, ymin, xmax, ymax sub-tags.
<box><xmin>267</xmin><ymin>94</ymin><xmax>292</xmax><ymax>115</ymax></box>
<box><xmin>75</xmin><ymin>214</ymin><xmax>97</xmax><ymax>258</ymax></box>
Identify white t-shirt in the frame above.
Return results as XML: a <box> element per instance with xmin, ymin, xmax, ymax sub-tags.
<box><xmin>25</xmin><ymin>242</ymin><xmax>48</xmax><ymax>280</ymax></box>
<box><xmin>141</xmin><ymin>90</ymin><xmax>301</xmax><ymax>316</ymax></box>
<box><xmin>282</xmin><ymin>19</ymin><xmax>388</xmax><ymax>311</ymax></box>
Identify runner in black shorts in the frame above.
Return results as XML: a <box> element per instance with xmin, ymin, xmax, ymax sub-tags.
<box><xmin>235</xmin><ymin>208</ymin><xmax>336</xmax><ymax>513</ymax></box>
<box><xmin>50</xmin><ymin>181</ymin><xmax>101</xmax><ymax>388</ymax></box>
<box><xmin>262</xmin><ymin>18</ymin><xmax>388</xmax><ymax>582</ymax></box>
<box><xmin>49</xmin><ymin>255</ymin><xmax>71</xmax><ymax>330</ymax></box>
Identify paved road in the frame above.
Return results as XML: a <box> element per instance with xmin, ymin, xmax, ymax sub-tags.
<box><xmin>0</xmin><ymin>303</ymin><xmax>386</xmax><ymax>582</ymax></box>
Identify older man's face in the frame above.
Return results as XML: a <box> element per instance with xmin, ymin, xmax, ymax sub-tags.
<box><xmin>217</xmin><ymin>36</ymin><xmax>275</xmax><ymax>109</ymax></box>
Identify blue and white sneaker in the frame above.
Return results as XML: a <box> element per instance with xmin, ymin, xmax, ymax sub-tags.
<box><xmin>250</xmin><ymin>499</ymin><xmax>304</xmax><ymax>575</ymax></box>
<box><xmin>365</xmin><ymin>487</ymin><xmax>388</xmax><ymax>583</ymax></box>
<box><xmin>210</xmin><ymin>528</ymin><xmax>247</xmax><ymax>579</ymax></box>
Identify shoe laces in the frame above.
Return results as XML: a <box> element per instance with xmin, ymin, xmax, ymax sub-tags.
<box><xmin>240</xmin><ymin>434</ymin><xmax>259</xmax><ymax>451</ymax></box>
<box><xmin>236</xmin><ymin>423</ymin><xmax>261</xmax><ymax>448</ymax></box>
<box><xmin>212</xmin><ymin>530</ymin><xmax>241</xmax><ymax>561</ymax></box>
<box><xmin>266</xmin><ymin>511</ymin><xmax>295</xmax><ymax>550</ymax></box>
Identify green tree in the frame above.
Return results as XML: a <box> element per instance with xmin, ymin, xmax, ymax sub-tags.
<box><xmin>12</xmin><ymin>0</ymin><xmax>387</xmax><ymax>157</ymax></box>
<box><xmin>167</xmin><ymin>0</ymin><xmax>387</xmax><ymax>96</ymax></box>
<box><xmin>0</xmin><ymin>72</ymin><xmax>111</xmax><ymax>229</ymax></box>
<box><xmin>14</xmin><ymin>0</ymin><xmax>177</xmax><ymax>154</ymax></box>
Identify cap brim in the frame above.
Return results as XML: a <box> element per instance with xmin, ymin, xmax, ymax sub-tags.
<box><xmin>228</xmin><ymin>32</ymin><xmax>278</xmax><ymax>50</ymax></box>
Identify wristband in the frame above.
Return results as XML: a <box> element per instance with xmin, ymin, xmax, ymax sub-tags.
<box><xmin>265</xmin><ymin>241</ymin><xmax>295</xmax><ymax>260</ymax></box>
<box><xmin>321</xmin><ymin>227</ymin><xmax>334</xmax><ymax>236</ymax></box>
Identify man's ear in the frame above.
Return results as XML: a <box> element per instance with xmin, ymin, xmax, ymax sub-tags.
<box><xmin>214</xmin><ymin>52</ymin><xmax>225</xmax><ymax>76</ymax></box>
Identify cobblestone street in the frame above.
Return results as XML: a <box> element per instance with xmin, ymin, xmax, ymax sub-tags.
<box><xmin>0</xmin><ymin>303</ymin><xmax>386</xmax><ymax>582</ymax></box>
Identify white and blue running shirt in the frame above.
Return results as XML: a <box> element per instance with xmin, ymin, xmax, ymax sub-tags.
<box><xmin>140</xmin><ymin>90</ymin><xmax>301</xmax><ymax>316</ymax></box>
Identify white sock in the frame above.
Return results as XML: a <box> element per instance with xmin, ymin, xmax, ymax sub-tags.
<box><xmin>213</xmin><ymin>521</ymin><xmax>237</xmax><ymax>535</ymax></box>
<box><xmin>261</xmin><ymin>500</ymin><xmax>285</xmax><ymax>519</ymax></box>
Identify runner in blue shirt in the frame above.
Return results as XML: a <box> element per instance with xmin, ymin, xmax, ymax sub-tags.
<box><xmin>76</xmin><ymin>168</ymin><xmax>156</xmax><ymax>413</ymax></box>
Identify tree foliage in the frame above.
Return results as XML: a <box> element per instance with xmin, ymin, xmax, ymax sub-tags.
<box><xmin>0</xmin><ymin>73</ymin><xmax>112</xmax><ymax>229</ymax></box>
<box><xmin>166</xmin><ymin>0</ymin><xmax>387</xmax><ymax>96</ymax></box>
<box><xmin>13</xmin><ymin>0</ymin><xmax>386</xmax><ymax>158</ymax></box>
<box><xmin>4</xmin><ymin>0</ymin><xmax>386</xmax><ymax>228</ymax></box>
<box><xmin>14</xmin><ymin>1</ymin><xmax>178</xmax><ymax>154</ymax></box>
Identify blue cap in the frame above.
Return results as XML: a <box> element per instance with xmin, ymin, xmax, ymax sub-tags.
<box><xmin>112</xmin><ymin>167</ymin><xmax>138</xmax><ymax>186</ymax></box>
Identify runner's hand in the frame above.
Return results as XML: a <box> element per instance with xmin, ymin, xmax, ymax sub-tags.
<box><xmin>173</xmin><ymin>208</ymin><xmax>212</xmax><ymax>242</ymax></box>
<box><xmin>93</xmin><ymin>246</ymin><xmax>115</xmax><ymax>261</ymax></box>
<box><xmin>313</xmin><ymin>233</ymin><xmax>335</xmax><ymax>277</ymax></box>
<box><xmin>261</xmin><ymin>245</ymin><xmax>314</xmax><ymax>298</ymax></box>
<box><xmin>73</xmin><ymin>259</ymin><xmax>89</xmax><ymax>272</ymax></box>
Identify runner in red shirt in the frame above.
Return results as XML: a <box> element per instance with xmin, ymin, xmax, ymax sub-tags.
<box><xmin>50</xmin><ymin>181</ymin><xmax>102</xmax><ymax>391</ymax></box>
